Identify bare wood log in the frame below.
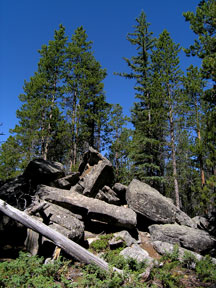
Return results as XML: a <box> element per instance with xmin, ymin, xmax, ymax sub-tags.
<box><xmin>0</xmin><ymin>199</ymin><xmax>121</xmax><ymax>273</ymax></box>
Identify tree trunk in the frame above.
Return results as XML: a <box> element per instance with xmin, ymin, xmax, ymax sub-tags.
<box><xmin>168</xmin><ymin>100</ymin><xmax>180</xmax><ymax>208</ymax></box>
<box><xmin>0</xmin><ymin>199</ymin><xmax>121</xmax><ymax>273</ymax></box>
<box><xmin>195</xmin><ymin>99</ymin><xmax>205</xmax><ymax>187</ymax></box>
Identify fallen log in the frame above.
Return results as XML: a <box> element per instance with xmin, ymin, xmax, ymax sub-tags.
<box><xmin>0</xmin><ymin>199</ymin><xmax>121</xmax><ymax>273</ymax></box>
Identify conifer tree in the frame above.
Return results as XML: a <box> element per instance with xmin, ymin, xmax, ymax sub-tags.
<box><xmin>11</xmin><ymin>25</ymin><xmax>67</xmax><ymax>166</ymax></box>
<box><xmin>64</xmin><ymin>26</ymin><xmax>109</xmax><ymax>169</ymax></box>
<box><xmin>184</xmin><ymin>0</ymin><xmax>216</xmax><ymax>211</ymax></box>
<box><xmin>0</xmin><ymin>136</ymin><xmax>22</xmax><ymax>180</ymax></box>
<box><xmin>117</xmin><ymin>11</ymin><xmax>166</xmax><ymax>190</ymax></box>
<box><xmin>107</xmin><ymin>104</ymin><xmax>131</xmax><ymax>182</ymax></box>
<box><xmin>151</xmin><ymin>29</ymin><xmax>183</xmax><ymax>207</ymax></box>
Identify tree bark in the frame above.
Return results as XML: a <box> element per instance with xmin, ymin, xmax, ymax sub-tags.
<box><xmin>0</xmin><ymin>199</ymin><xmax>121</xmax><ymax>273</ymax></box>
<box><xmin>168</xmin><ymin>89</ymin><xmax>180</xmax><ymax>209</ymax></box>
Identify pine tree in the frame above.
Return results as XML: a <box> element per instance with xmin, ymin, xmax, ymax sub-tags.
<box><xmin>11</xmin><ymin>25</ymin><xmax>67</xmax><ymax>167</ymax></box>
<box><xmin>0</xmin><ymin>136</ymin><xmax>22</xmax><ymax>180</ymax></box>
<box><xmin>151</xmin><ymin>29</ymin><xmax>183</xmax><ymax>207</ymax></box>
<box><xmin>117</xmin><ymin>11</ymin><xmax>166</xmax><ymax>190</ymax></box>
<box><xmin>183</xmin><ymin>0</ymin><xmax>216</xmax><ymax>211</ymax></box>
<box><xmin>64</xmin><ymin>26</ymin><xmax>109</xmax><ymax>170</ymax></box>
<box><xmin>183</xmin><ymin>65</ymin><xmax>206</xmax><ymax>187</ymax></box>
<box><xmin>107</xmin><ymin>104</ymin><xmax>130</xmax><ymax>181</ymax></box>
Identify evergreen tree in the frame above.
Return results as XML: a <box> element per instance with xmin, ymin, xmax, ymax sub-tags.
<box><xmin>11</xmin><ymin>25</ymin><xmax>67</xmax><ymax>167</ymax></box>
<box><xmin>64</xmin><ymin>26</ymin><xmax>109</xmax><ymax>170</ymax></box>
<box><xmin>183</xmin><ymin>65</ymin><xmax>206</xmax><ymax>187</ymax></box>
<box><xmin>151</xmin><ymin>29</ymin><xmax>183</xmax><ymax>207</ymax></box>
<box><xmin>0</xmin><ymin>136</ymin><xmax>22</xmax><ymax>180</ymax></box>
<box><xmin>183</xmin><ymin>0</ymin><xmax>216</xmax><ymax>211</ymax></box>
<box><xmin>117</xmin><ymin>11</ymin><xmax>166</xmax><ymax>190</ymax></box>
<box><xmin>107</xmin><ymin>104</ymin><xmax>131</xmax><ymax>182</ymax></box>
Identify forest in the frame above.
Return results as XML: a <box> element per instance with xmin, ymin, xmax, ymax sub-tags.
<box><xmin>0</xmin><ymin>0</ymin><xmax>215</xmax><ymax>218</ymax></box>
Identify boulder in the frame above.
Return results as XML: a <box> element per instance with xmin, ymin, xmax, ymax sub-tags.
<box><xmin>54</xmin><ymin>172</ymin><xmax>80</xmax><ymax>189</ymax></box>
<box><xmin>35</xmin><ymin>202</ymin><xmax>85</xmax><ymax>242</ymax></box>
<box><xmin>149</xmin><ymin>223</ymin><xmax>216</xmax><ymax>255</ymax></box>
<box><xmin>96</xmin><ymin>186</ymin><xmax>121</xmax><ymax>205</ymax></box>
<box><xmin>0</xmin><ymin>175</ymin><xmax>32</xmax><ymax>209</ymax></box>
<box><xmin>192</xmin><ymin>216</ymin><xmax>210</xmax><ymax>232</ymax></box>
<box><xmin>77</xmin><ymin>147</ymin><xmax>114</xmax><ymax>198</ymax></box>
<box><xmin>112</xmin><ymin>183</ymin><xmax>127</xmax><ymax>204</ymax></box>
<box><xmin>36</xmin><ymin>185</ymin><xmax>137</xmax><ymax>230</ymax></box>
<box><xmin>126</xmin><ymin>179</ymin><xmax>196</xmax><ymax>228</ymax></box>
<box><xmin>120</xmin><ymin>244</ymin><xmax>154</xmax><ymax>264</ymax></box>
<box><xmin>80</xmin><ymin>160</ymin><xmax>114</xmax><ymax>198</ymax></box>
<box><xmin>23</xmin><ymin>158</ymin><xmax>65</xmax><ymax>184</ymax></box>
<box><xmin>109</xmin><ymin>230</ymin><xmax>138</xmax><ymax>248</ymax></box>
<box><xmin>153</xmin><ymin>240</ymin><xmax>216</xmax><ymax>267</ymax></box>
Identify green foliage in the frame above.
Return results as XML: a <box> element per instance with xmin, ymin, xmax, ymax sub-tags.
<box><xmin>195</xmin><ymin>255</ymin><xmax>216</xmax><ymax>283</ymax></box>
<box><xmin>0</xmin><ymin>252</ymin><xmax>73</xmax><ymax>288</ymax></box>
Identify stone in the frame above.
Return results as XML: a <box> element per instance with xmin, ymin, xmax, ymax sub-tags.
<box><xmin>149</xmin><ymin>223</ymin><xmax>216</xmax><ymax>255</ymax></box>
<box><xmin>54</xmin><ymin>173</ymin><xmax>80</xmax><ymax>189</ymax></box>
<box><xmin>112</xmin><ymin>183</ymin><xmax>127</xmax><ymax>204</ymax></box>
<box><xmin>0</xmin><ymin>175</ymin><xmax>31</xmax><ymax>209</ymax></box>
<box><xmin>109</xmin><ymin>230</ymin><xmax>138</xmax><ymax>248</ymax></box>
<box><xmin>126</xmin><ymin>179</ymin><xmax>196</xmax><ymax>228</ymax></box>
<box><xmin>23</xmin><ymin>158</ymin><xmax>65</xmax><ymax>184</ymax></box>
<box><xmin>79</xmin><ymin>147</ymin><xmax>105</xmax><ymax>174</ymax></box>
<box><xmin>37</xmin><ymin>202</ymin><xmax>85</xmax><ymax>242</ymax></box>
<box><xmin>96</xmin><ymin>186</ymin><xmax>121</xmax><ymax>205</ymax></box>
<box><xmin>153</xmin><ymin>240</ymin><xmax>216</xmax><ymax>267</ymax></box>
<box><xmin>120</xmin><ymin>244</ymin><xmax>154</xmax><ymax>264</ymax></box>
<box><xmin>36</xmin><ymin>185</ymin><xmax>137</xmax><ymax>230</ymax></box>
<box><xmin>81</xmin><ymin>160</ymin><xmax>114</xmax><ymax>198</ymax></box>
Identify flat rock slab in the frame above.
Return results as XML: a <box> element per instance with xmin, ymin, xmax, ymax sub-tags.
<box><xmin>120</xmin><ymin>244</ymin><xmax>154</xmax><ymax>264</ymax></box>
<box><xmin>36</xmin><ymin>185</ymin><xmax>137</xmax><ymax>229</ymax></box>
<box><xmin>149</xmin><ymin>224</ymin><xmax>216</xmax><ymax>255</ymax></box>
<box><xmin>126</xmin><ymin>179</ymin><xmax>196</xmax><ymax>228</ymax></box>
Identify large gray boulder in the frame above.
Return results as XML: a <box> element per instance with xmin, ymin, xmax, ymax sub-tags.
<box><xmin>36</xmin><ymin>185</ymin><xmax>137</xmax><ymax>229</ymax></box>
<box><xmin>126</xmin><ymin>179</ymin><xmax>196</xmax><ymax>228</ymax></box>
<box><xmin>153</xmin><ymin>240</ymin><xmax>216</xmax><ymax>266</ymax></box>
<box><xmin>149</xmin><ymin>224</ymin><xmax>216</xmax><ymax>255</ymax></box>
<box><xmin>75</xmin><ymin>147</ymin><xmax>114</xmax><ymax>198</ymax></box>
<box><xmin>23</xmin><ymin>158</ymin><xmax>65</xmax><ymax>184</ymax></box>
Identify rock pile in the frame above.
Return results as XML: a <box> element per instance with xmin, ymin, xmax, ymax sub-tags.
<box><xmin>0</xmin><ymin>147</ymin><xmax>215</xmax><ymax>265</ymax></box>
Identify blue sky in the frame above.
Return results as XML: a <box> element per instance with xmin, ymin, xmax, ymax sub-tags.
<box><xmin>0</xmin><ymin>0</ymin><xmax>201</xmax><ymax>143</ymax></box>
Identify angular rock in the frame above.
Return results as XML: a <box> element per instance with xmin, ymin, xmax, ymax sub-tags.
<box><xmin>96</xmin><ymin>186</ymin><xmax>121</xmax><ymax>205</ymax></box>
<box><xmin>36</xmin><ymin>185</ymin><xmax>137</xmax><ymax>229</ymax></box>
<box><xmin>55</xmin><ymin>172</ymin><xmax>80</xmax><ymax>189</ymax></box>
<box><xmin>37</xmin><ymin>202</ymin><xmax>85</xmax><ymax>242</ymax></box>
<box><xmin>120</xmin><ymin>244</ymin><xmax>154</xmax><ymax>264</ymax></box>
<box><xmin>192</xmin><ymin>216</ymin><xmax>210</xmax><ymax>231</ymax></box>
<box><xmin>149</xmin><ymin>224</ymin><xmax>216</xmax><ymax>255</ymax></box>
<box><xmin>153</xmin><ymin>240</ymin><xmax>216</xmax><ymax>267</ymax></box>
<box><xmin>0</xmin><ymin>175</ymin><xmax>32</xmax><ymax>209</ymax></box>
<box><xmin>81</xmin><ymin>160</ymin><xmax>114</xmax><ymax>198</ymax></box>
<box><xmin>76</xmin><ymin>147</ymin><xmax>115</xmax><ymax>198</ymax></box>
<box><xmin>109</xmin><ymin>230</ymin><xmax>138</xmax><ymax>248</ymax></box>
<box><xmin>79</xmin><ymin>147</ymin><xmax>105</xmax><ymax>174</ymax></box>
<box><xmin>112</xmin><ymin>183</ymin><xmax>127</xmax><ymax>204</ymax></box>
<box><xmin>23</xmin><ymin>158</ymin><xmax>65</xmax><ymax>184</ymax></box>
<box><xmin>126</xmin><ymin>179</ymin><xmax>196</xmax><ymax>228</ymax></box>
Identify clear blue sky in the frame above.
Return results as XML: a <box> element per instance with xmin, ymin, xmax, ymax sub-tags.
<box><xmin>0</xmin><ymin>0</ymin><xmax>201</xmax><ymax>143</ymax></box>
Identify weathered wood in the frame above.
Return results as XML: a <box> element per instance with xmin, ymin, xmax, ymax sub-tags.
<box><xmin>0</xmin><ymin>199</ymin><xmax>121</xmax><ymax>273</ymax></box>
